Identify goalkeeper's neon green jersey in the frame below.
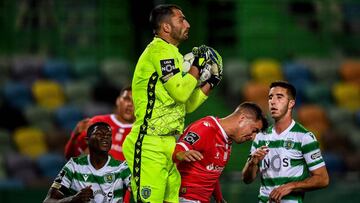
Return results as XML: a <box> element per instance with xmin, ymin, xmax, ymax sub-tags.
<box><xmin>130</xmin><ymin>37</ymin><xmax>207</xmax><ymax>137</ymax></box>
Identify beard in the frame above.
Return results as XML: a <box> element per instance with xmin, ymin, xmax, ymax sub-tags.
<box><xmin>170</xmin><ymin>25</ymin><xmax>188</xmax><ymax>42</ymax></box>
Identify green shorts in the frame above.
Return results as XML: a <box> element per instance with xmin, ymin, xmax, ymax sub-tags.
<box><xmin>123</xmin><ymin>133</ymin><xmax>180</xmax><ymax>203</ymax></box>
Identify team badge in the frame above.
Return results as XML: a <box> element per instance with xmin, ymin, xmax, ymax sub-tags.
<box><xmin>183</xmin><ymin>132</ymin><xmax>200</xmax><ymax>145</ymax></box>
<box><xmin>104</xmin><ymin>173</ymin><xmax>115</xmax><ymax>183</ymax></box>
<box><xmin>141</xmin><ymin>186</ymin><xmax>151</xmax><ymax>199</ymax></box>
<box><xmin>284</xmin><ymin>138</ymin><xmax>295</xmax><ymax>150</ymax></box>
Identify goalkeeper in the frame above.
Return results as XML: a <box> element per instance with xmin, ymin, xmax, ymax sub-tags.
<box><xmin>122</xmin><ymin>4</ymin><xmax>223</xmax><ymax>203</ymax></box>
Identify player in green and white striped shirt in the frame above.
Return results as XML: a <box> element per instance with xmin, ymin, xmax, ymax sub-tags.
<box><xmin>43</xmin><ymin>122</ymin><xmax>131</xmax><ymax>203</ymax></box>
<box><xmin>242</xmin><ymin>81</ymin><xmax>329</xmax><ymax>203</ymax></box>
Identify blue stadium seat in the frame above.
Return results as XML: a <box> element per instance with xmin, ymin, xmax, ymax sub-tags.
<box><xmin>36</xmin><ymin>153</ymin><xmax>66</xmax><ymax>179</ymax></box>
<box><xmin>3</xmin><ymin>81</ymin><xmax>33</xmax><ymax>110</ymax></box>
<box><xmin>55</xmin><ymin>105</ymin><xmax>84</xmax><ymax>132</ymax></box>
<box><xmin>43</xmin><ymin>59</ymin><xmax>71</xmax><ymax>83</ymax></box>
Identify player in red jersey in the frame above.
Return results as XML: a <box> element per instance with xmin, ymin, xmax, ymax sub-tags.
<box><xmin>64</xmin><ymin>85</ymin><xmax>135</xmax><ymax>161</ymax></box>
<box><xmin>173</xmin><ymin>102</ymin><xmax>268</xmax><ymax>203</ymax></box>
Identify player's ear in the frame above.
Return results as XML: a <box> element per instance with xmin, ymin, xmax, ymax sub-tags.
<box><xmin>163</xmin><ymin>22</ymin><xmax>171</xmax><ymax>33</ymax></box>
<box><xmin>289</xmin><ymin>99</ymin><xmax>295</xmax><ymax>109</ymax></box>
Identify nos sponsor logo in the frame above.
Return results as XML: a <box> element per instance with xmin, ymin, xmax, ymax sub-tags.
<box><xmin>311</xmin><ymin>151</ymin><xmax>321</xmax><ymax>160</ymax></box>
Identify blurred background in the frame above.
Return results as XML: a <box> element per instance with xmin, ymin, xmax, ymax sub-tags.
<box><xmin>0</xmin><ymin>0</ymin><xmax>359</xmax><ymax>202</ymax></box>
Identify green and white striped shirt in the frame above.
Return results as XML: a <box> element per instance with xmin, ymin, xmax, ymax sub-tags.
<box><xmin>51</xmin><ymin>155</ymin><xmax>131</xmax><ymax>203</ymax></box>
<box><xmin>251</xmin><ymin>120</ymin><xmax>325</xmax><ymax>203</ymax></box>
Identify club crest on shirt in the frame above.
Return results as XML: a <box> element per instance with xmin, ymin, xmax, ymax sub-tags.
<box><xmin>141</xmin><ymin>186</ymin><xmax>151</xmax><ymax>199</ymax></box>
<box><xmin>183</xmin><ymin>132</ymin><xmax>200</xmax><ymax>145</ymax></box>
<box><xmin>104</xmin><ymin>173</ymin><xmax>115</xmax><ymax>183</ymax></box>
<box><xmin>283</xmin><ymin>138</ymin><xmax>295</xmax><ymax>150</ymax></box>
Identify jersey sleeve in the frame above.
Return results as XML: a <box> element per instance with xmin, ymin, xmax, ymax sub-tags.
<box><xmin>51</xmin><ymin>159</ymin><xmax>75</xmax><ymax>194</ymax></box>
<box><xmin>151</xmin><ymin>45</ymin><xmax>198</xmax><ymax>103</ymax></box>
<box><xmin>176</xmin><ymin>121</ymin><xmax>212</xmax><ymax>152</ymax></box>
<box><xmin>120</xmin><ymin>161</ymin><xmax>131</xmax><ymax>188</ymax></box>
<box><xmin>301</xmin><ymin>132</ymin><xmax>325</xmax><ymax>171</ymax></box>
<box><xmin>185</xmin><ymin>87</ymin><xmax>208</xmax><ymax>113</ymax></box>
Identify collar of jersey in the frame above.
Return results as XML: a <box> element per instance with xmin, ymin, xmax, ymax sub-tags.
<box><xmin>271</xmin><ymin>119</ymin><xmax>295</xmax><ymax>136</ymax></box>
<box><xmin>110</xmin><ymin>114</ymin><xmax>133</xmax><ymax>128</ymax></box>
<box><xmin>153</xmin><ymin>36</ymin><xmax>179</xmax><ymax>51</ymax></box>
<box><xmin>209</xmin><ymin>116</ymin><xmax>229</xmax><ymax>142</ymax></box>
<box><xmin>87</xmin><ymin>155</ymin><xmax>111</xmax><ymax>172</ymax></box>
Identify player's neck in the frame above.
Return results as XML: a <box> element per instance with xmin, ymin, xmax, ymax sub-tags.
<box><xmin>274</xmin><ymin>115</ymin><xmax>292</xmax><ymax>135</ymax></box>
<box><xmin>156</xmin><ymin>34</ymin><xmax>179</xmax><ymax>47</ymax></box>
<box><xmin>115</xmin><ymin>114</ymin><xmax>132</xmax><ymax>124</ymax></box>
<box><xmin>89</xmin><ymin>152</ymin><xmax>108</xmax><ymax>170</ymax></box>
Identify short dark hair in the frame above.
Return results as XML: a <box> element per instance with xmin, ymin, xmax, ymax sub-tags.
<box><xmin>149</xmin><ymin>4</ymin><xmax>182</xmax><ymax>34</ymax></box>
<box><xmin>270</xmin><ymin>81</ymin><xmax>296</xmax><ymax>100</ymax></box>
<box><xmin>87</xmin><ymin>122</ymin><xmax>112</xmax><ymax>137</ymax></box>
<box><xmin>238</xmin><ymin>102</ymin><xmax>269</xmax><ymax>132</ymax></box>
<box><xmin>120</xmin><ymin>85</ymin><xmax>131</xmax><ymax>96</ymax></box>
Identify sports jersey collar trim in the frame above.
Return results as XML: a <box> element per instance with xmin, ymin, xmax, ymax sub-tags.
<box><xmin>210</xmin><ymin>116</ymin><xmax>229</xmax><ymax>141</ymax></box>
<box><xmin>110</xmin><ymin>114</ymin><xmax>132</xmax><ymax>128</ymax></box>
<box><xmin>154</xmin><ymin>37</ymin><xmax>179</xmax><ymax>51</ymax></box>
<box><xmin>87</xmin><ymin>155</ymin><xmax>111</xmax><ymax>172</ymax></box>
<box><xmin>272</xmin><ymin>120</ymin><xmax>295</xmax><ymax>136</ymax></box>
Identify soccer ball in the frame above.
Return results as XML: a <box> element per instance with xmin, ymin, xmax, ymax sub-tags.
<box><xmin>182</xmin><ymin>52</ymin><xmax>194</xmax><ymax>73</ymax></box>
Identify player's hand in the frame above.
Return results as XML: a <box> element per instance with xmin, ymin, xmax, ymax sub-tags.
<box><xmin>206</xmin><ymin>70</ymin><xmax>222</xmax><ymax>89</ymax></box>
<box><xmin>176</xmin><ymin>150</ymin><xmax>203</xmax><ymax>162</ymax></box>
<box><xmin>73</xmin><ymin>118</ymin><xmax>90</xmax><ymax>136</ymax></box>
<box><xmin>250</xmin><ymin>146</ymin><xmax>269</xmax><ymax>165</ymax></box>
<box><xmin>192</xmin><ymin>45</ymin><xmax>208</xmax><ymax>70</ymax></box>
<box><xmin>71</xmin><ymin>185</ymin><xmax>94</xmax><ymax>203</ymax></box>
<box><xmin>269</xmin><ymin>183</ymin><xmax>294</xmax><ymax>203</ymax></box>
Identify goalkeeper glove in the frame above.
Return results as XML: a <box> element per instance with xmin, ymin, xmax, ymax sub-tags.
<box><xmin>206</xmin><ymin>71</ymin><xmax>222</xmax><ymax>89</ymax></box>
<box><xmin>191</xmin><ymin>45</ymin><xmax>208</xmax><ymax>71</ymax></box>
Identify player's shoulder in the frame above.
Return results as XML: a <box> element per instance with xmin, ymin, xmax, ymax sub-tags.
<box><xmin>289</xmin><ymin>121</ymin><xmax>310</xmax><ymax>134</ymax></box>
<box><xmin>193</xmin><ymin>116</ymin><xmax>218</xmax><ymax>130</ymax></box>
<box><xmin>90</xmin><ymin>114</ymin><xmax>111</xmax><ymax>122</ymax></box>
<box><xmin>71</xmin><ymin>154</ymin><xmax>89</xmax><ymax>166</ymax></box>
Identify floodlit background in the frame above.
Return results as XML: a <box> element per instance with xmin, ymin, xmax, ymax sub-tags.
<box><xmin>0</xmin><ymin>0</ymin><xmax>359</xmax><ymax>202</ymax></box>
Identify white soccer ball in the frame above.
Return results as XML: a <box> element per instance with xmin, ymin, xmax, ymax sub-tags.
<box><xmin>182</xmin><ymin>52</ymin><xmax>194</xmax><ymax>73</ymax></box>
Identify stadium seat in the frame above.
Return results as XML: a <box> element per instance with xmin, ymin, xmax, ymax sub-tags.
<box><xmin>223</xmin><ymin>59</ymin><xmax>249</xmax><ymax>97</ymax></box>
<box><xmin>72</xmin><ymin>58</ymin><xmax>99</xmax><ymax>83</ymax></box>
<box><xmin>282</xmin><ymin>61</ymin><xmax>312</xmax><ymax>84</ymax></box>
<box><xmin>0</xmin><ymin>128</ymin><xmax>13</xmax><ymax>154</ymax></box>
<box><xmin>82</xmin><ymin>101</ymin><xmax>112</xmax><ymax>118</ymax></box>
<box><xmin>339</xmin><ymin>59</ymin><xmax>360</xmax><ymax>85</ymax></box>
<box><xmin>297</xmin><ymin>104</ymin><xmax>330</xmax><ymax>142</ymax></box>
<box><xmin>242</xmin><ymin>81</ymin><xmax>269</xmax><ymax>113</ymax></box>
<box><xmin>24</xmin><ymin>105</ymin><xmax>54</xmax><ymax>131</ymax></box>
<box><xmin>3</xmin><ymin>81</ymin><xmax>33</xmax><ymax>110</ymax></box>
<box><xmin>10</xmin><ymin>55</ymin><xmax>43</xmax><ymax>83</ymax></box>
<box><xmin>303</xmin><ymin>82</ymin><xmax>332</xmax><ymax>106</ymax></box>
<box><xmin>0</xmin><ymin>56</ymin><xmax>10</xmax><ymax>87</ymax></box>
<box><xmin>54</xmin><ymin>105</ymin><xmax>84</xmax><ymax>133</ymax></box>
<box><xmin>13</xmin><ymin>127</ymin><xmax>48</xmax><ymax>158</ymax></box>
<box><xmin>101</xmin><ymin>58</ymin><xmax>132</xmax><ymax>88</ymax></box>
<box><xmin>42</xmin><ymin>59</ymin><xmax>71</xmax><ymax>83</ymax></box>
<box><xmin>296</xmin><ymin>57</ymin><xmax>339</xmax><ymax>85</ymax></box>
<box><xmin>36</xmin><ymin>153</ymin><xmax>66</xmax><ymax>179</ymax></box>
<box><xmin>250</xmin><ymin>58</ymin><xmax>283</xmax><ymax>84</ymax></box>
<box><xmin>332</xmin><ymin>82</ymin><xmax>360</xmax><ymax>111</ymax></box>
<box><xmin>4</xmin><ymin>152</ymin><xmax>38</xmax><ymax>184</ymax></box>
<box><xmin>32</xmin><ymin>80</ymin><xmax>65</xmax><ymax>110</ymax></box>
<box><xmin>64</xmin><ymin>80</ymin><xmax>92</xmax><ymax>106</ymax></box>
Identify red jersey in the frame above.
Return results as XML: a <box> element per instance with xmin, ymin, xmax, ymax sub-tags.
<box><xmin>64</xmin><ymin>114</ymin><xmax>132</xmax><ymax>161</ymax></box>
<box><xmin>176</xmin><ymin>116</ymin><xmax>232</xmax><ymax>203</ymax></box>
